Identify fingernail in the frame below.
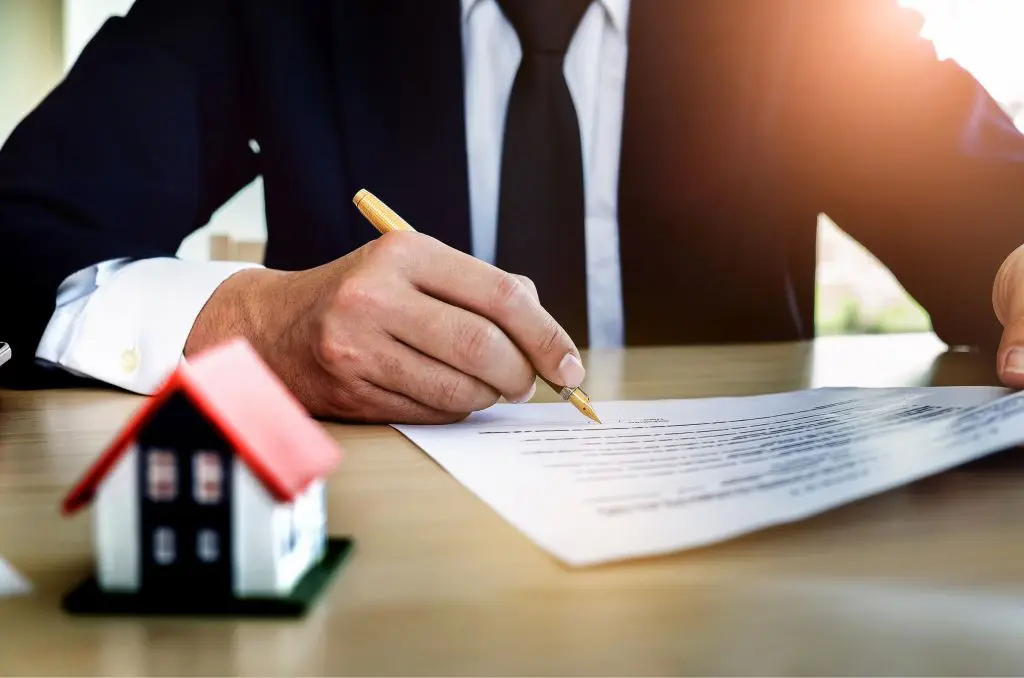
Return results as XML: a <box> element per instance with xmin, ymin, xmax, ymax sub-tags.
<box><xmin>510</xmin><ymin>381</ymin><xmax>536</xmax><ymax>403</ymax></box>
<box><xmin>1004</xmin><ymin>347</ymin><xmax>1024</xmax><ymax>373</ymax></box>
<box><xmin>558</xmin><ymin>353</ymin><xmax>585</xmax><ymax>388</ymax></box>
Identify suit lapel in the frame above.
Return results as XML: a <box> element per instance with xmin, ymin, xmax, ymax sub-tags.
<box><xmin>329</xmin><ymin>0</ymin><xmax>472</xmax><ymax>253</ymax></box>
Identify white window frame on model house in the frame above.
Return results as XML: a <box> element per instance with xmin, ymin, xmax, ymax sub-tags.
<box><xmin>153</xmin><ymin>526</ymin><xmax>175</xmax><ymax>565</ymax></box>
<box><xmin>147</xmin><ymin>449</ymin><xmax>177</xmax><ymax>502</ymax></box>
<box><xmin>193</xmin><ymin>450</ymin><xmax>223</xmax><ymax>504</ymax></box>
<box><xmin>197</xmin><ymin>528</ymin><xmax>219</xmax><ymax>562</ymax></box>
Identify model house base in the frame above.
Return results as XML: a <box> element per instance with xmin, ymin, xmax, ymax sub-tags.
<box><xmin>62</xmin><ymin>537</ymin><xmax>353</xmax><ymax>617</ymax></box>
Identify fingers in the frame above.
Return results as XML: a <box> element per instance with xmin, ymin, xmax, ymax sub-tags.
<box><xmin>993</xmin><ymin>244</ymin><xmax>1024</xmax><ymax>327</ymax></box>
<box><xmin>330</xmin><ymin>378</ymin><xmax>471</xmax><ymax>424</ymax></box>
<box><xmin>373</xmin><ymin>231</ymin><xmax>585</xmax><ymax>388</ymax></box>
<box><xmin>362</xmin><ymin>334</ymin><xmax>503</xmax><ymax>412</ymax></box>
<box><xmin>314</xmin><ymin>300</ymin><xmax>501</xmax><ymax>415</ymax></box>
<box><xmin>384</xmin><ymin>289</ymin><xmax>538</xmax><ymax>402</ymax></box>
<box><xmin>994</xmin><ymin>244</ymin><xmax>1024</xmax><ymax>387</ymax></box>
<box><xmin>307</xmin><ymin>340</ymin><xmax>472</xmax><ymax>423</ymax></box>
<box><xmin>468</xmin><ymin>270</ymin><xmax>585</xmax><ymax>388</ymax></box>
<box><xmin>996</xmin><ymin>315</ymin><xmax>1024</xmax><ymax>389</ymax></box>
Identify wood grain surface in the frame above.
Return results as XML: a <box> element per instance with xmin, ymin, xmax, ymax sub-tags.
<box><xmin>2</xmin><ymin>333</ymin><xmax>1023</xmax><ymax>676</ymax></box>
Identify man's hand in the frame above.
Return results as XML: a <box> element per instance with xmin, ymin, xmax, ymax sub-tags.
<box><xmin>185</xmin><ymin>231</ymin><xmax>585</xmax><ymax>423</ymax></box>
<box><xmin>993</xmin><ymin>243</ymin><xmax>1024</xmax><ymax>388</ymax></box>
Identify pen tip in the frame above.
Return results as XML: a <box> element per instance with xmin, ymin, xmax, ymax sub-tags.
<box><xmin>566</xmin><ymin>387</ymin><xmax>602</xmax><ymax>424</ymax></box>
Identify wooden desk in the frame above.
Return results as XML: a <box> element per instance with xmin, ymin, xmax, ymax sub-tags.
<box><xmin>2</xmin><ymin>333</ymin><xmax>1024</xmax><ymax>675</ymax></box>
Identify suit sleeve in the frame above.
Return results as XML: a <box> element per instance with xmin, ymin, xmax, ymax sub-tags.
<box><xmin>0</xmin><ymin>0</ymin><xmax>258</xmax><ymax>387</ymax></box>
<box><xmin>783</xmin><ymin>0</ymin><xmax>1024</xmax><ymax>351</ymax></box>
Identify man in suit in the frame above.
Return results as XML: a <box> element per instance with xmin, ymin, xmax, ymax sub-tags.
<box><xmin>4</xmin><ymin>0</ymin><xmax>1024</xmax><ymax>423</ymax></box>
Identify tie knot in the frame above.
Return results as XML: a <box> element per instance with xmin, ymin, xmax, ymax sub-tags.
<box><xmin>495</xmin><ymin>0</ymin><xmax>592</xmax><ymax>55</ymax></box>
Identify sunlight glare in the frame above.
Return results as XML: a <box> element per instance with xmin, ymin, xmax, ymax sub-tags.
<box><xmin>898</xmin><ymin>0</ymin><xmax>1024</xmax><ymax>114</ymax></box>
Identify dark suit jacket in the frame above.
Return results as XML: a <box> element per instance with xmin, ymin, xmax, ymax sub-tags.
<box><xmin>3</xmin><ymin>0</ymin><xmax>1024</xmax><ymax>387</ymax></box>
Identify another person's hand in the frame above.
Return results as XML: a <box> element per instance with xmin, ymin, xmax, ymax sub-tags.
<box><xmin>185</xmin><ymin>231</ymin><xmax>585</xmax><ymax>423</ymax></box>
<box><xmin>993</xmin><ymin>243</ymin><xmax>1024</xmax><ymax>387</ymax></box>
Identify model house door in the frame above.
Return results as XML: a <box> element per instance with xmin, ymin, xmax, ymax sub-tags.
<box><xmin>137</xmin><ymin>393</ymin><xmax>234</xmax><ymax>598</ymax></box>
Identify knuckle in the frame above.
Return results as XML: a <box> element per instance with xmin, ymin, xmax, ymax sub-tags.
<box><xmin>436</xmin><ymin>375</ymin><xmax>470</xmax><ymax>411</ymax></box>
<box><xmin>514</xmin><ymin>274</ymin><xmax>538</xmax><ymax>299</ymax></box>
<box><xmin>334</xmin><ymin>277</ymin><xmax>383</xmax><ymax>314</ymax></box>
<box><xmin>459</xmin><ymin>320</ymin><xmax>500</xmax><ymax>367</ymax></box>
<box><xmin>491</xmin><ymin>272</ymin><xmax>528</xmax><ymax>312</ymax></box>
<box><xmin>371</xmin><ymin>230</ymin><xmax>418</xmax><ymax>263</ymax></box>
<box><xmin>436</xmin><ymin>376</ymin><xmax>499</xmax><ymax>412</ymax></box>
<box><xmin>313</xmin><ymin>332</ymin><xmax>343</xmax><ymax>367</ymax></box>
<box><xmin>314</xmin><ymin>333</ymin><xmax>363</xmax><ymax>372</ymax></box>
<box><xmin>537</xmin><ymin>318</ymin><xmax>564</xmax><ymax>355</ymax></box>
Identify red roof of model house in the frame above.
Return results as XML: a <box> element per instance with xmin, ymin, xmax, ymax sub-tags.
<box><xmin>62</xmin><ymin>337</ymin><xmax>343</xmax><ymax>515</ymax></box>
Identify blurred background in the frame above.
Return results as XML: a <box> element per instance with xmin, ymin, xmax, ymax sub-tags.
<box><xmin>1</xmin><ymin>0</ymin><xmax>1020</xmax><ymax>338</ymax></box>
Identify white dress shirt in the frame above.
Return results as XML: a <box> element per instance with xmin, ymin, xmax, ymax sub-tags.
<box><xmin>35</xmin><ymin>0</ymin><xmax>631</xmax><ymax>394</ymax></box>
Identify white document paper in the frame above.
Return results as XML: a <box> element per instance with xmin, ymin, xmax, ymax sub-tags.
<box><xmin>394</xmin><ymin>386</ymin><xmax>1024</xmax><ymax>566</ymax></box>
<box><xmin>0</xmin><ymin>557</ymin><xmax>31</xmax><ymax>597</ymax></box>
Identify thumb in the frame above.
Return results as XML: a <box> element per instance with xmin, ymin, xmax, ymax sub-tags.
<box><xmin>993</xmin><ymin>244</ymin><xmax>1024</xmax><ymax>387</ymax></box>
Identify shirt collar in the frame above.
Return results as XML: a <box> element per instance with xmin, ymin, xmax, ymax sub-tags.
<box><xmin>461</xmin><ymin>0</ymin><xmax>629</xmax><ymax>34</ymax></box>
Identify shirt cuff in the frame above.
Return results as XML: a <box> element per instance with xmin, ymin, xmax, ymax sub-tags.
<box><xmin>36</xmin><ymin>257</ymin><xmax>263</xmax><ymax>394</ymax></box>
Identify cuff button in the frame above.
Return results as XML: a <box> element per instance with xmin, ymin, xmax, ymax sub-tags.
<box><xmin>121</xmin><ymin>349</ymin><xmax>140</xmax><ymax>374</ymax></box>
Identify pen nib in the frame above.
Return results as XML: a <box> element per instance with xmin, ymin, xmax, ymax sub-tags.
<box><xmin>574</xmin><ymin>398</ymin><xmax>602</xmax><ymax>424</ymax></box>
<box><xmin>551</xmin><ymin>380</ymin><xmax>603</xmax><ymax>424</ymax></box>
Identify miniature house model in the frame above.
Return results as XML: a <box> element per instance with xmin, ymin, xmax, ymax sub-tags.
<box><xmin>60</xmin><ymin>338</ymin><xmax>350</xmax><ymax>616</ymax></box>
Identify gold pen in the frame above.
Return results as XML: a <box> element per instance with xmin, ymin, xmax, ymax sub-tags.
<box><xmin>352</xmin><ymin>188</ymin><xmax>602</xmax><ymax>424</ymax></box>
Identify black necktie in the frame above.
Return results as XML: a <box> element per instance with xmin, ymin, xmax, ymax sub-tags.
<box><xmin>494</xmin><ymin>0</ymin><xmax>591</xmax><ymax>346</ymax></box>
